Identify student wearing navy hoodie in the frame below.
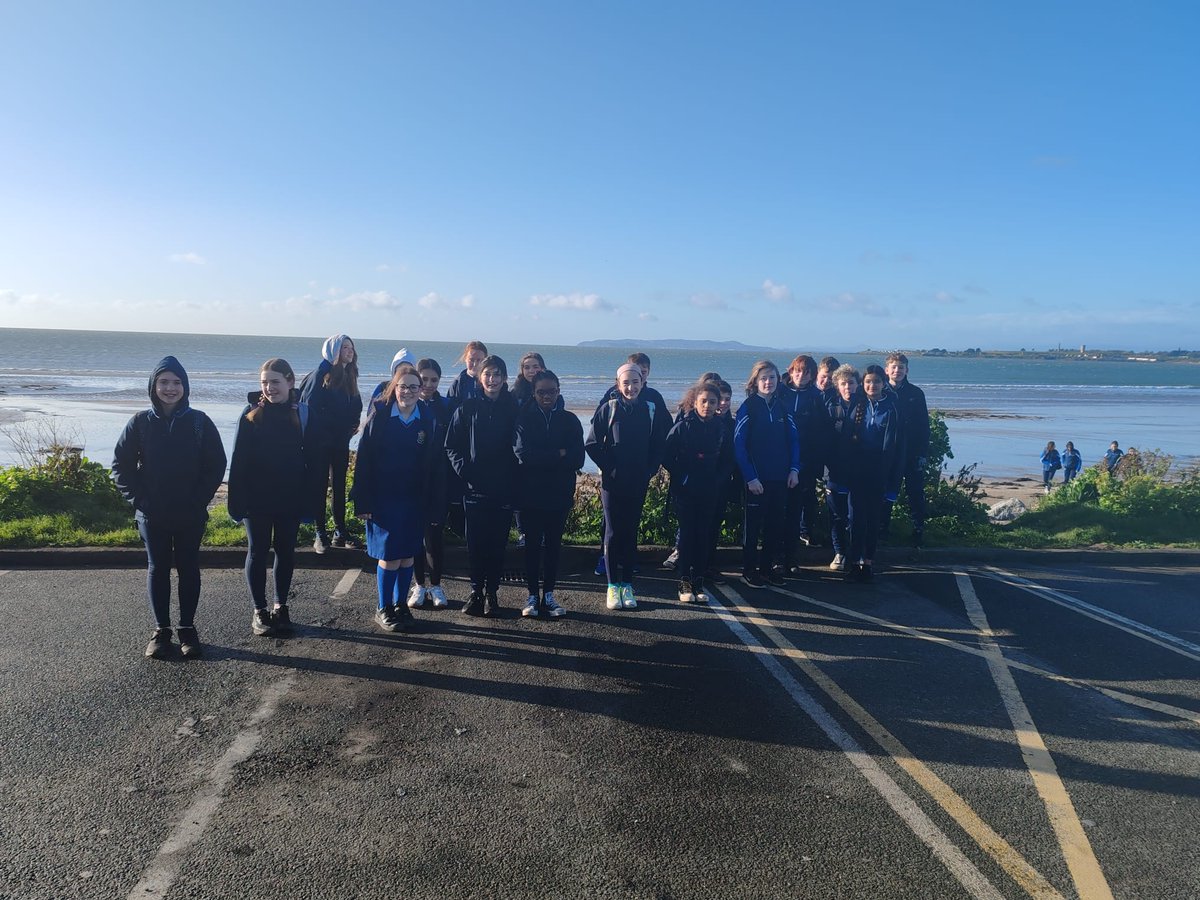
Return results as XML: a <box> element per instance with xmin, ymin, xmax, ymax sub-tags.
<box><xmin>586</xmin><ymin>362</ymin><xmax>669</xmax><ymax>610</ymax></box>
<box><xmin>514</xmin><ymin>370</ymin><xmax>584</xmax><ymax>618</ymax></box>
<box><xmin>734</xmin><ymin>360</ymin><xmax>800</xmax><ymax>588</ymax></box>
<box><xmin>781</xmin><ymin>354</ymin><xmax>828</xmax><ymax>567</ymax></box>
<box><xmin>664</xmin><ymin>381</ymin><xmax>734</xmax><ymax>603</ymax></box>
<box><xmin>883</xmin><ymin>352</ymin><xmax>930</xmax><ymax>547</ymax></box>
<box><xmin>823</xmin><ymin>365</ymin><xmax>859</xmax><ymax>573</ymax></box>
<box><xmin>228</xmin><ymin>358</ymin><xmax>308</xmax><ymax>637</ymax></box>
<box><xmin>299</xmin><ymin>334</ymin><xmax>363</xmax><ymax>553</ymax></box>
<box><xmin>112</xmin><ymin>356</ymin><xmax>226</xmax><ymax>659</ymax></box>
<box><xmin>444</xmin><ymin>340</ymin><xmax>488</xmax><ymax>538</ymax></box>
<box><xmin>352</xmin><ymin>364</ymin><xmax>445</xmax><ymax>633</ymax></box>
<box><xmin>407</xmin><ymin>358</ymin><xmax>452</xmax><ymax>610</ymax></box>
<box><xmin>445</xmin><ymin>355</ymin><xmax>520</xmax><ymax>617</ymax></box>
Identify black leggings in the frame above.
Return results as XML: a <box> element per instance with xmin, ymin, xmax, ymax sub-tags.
<box><xmin>676</xmin><ymin>491</ymin><xmax>717</xmax><ymax>588</ymax></box>
<box><xmin>244</xmin><ymin>515</ymin><xmax>299</xmax><ymax>609</ymax></box>
<box><xmin>465</xmin><ymin>496</ymin><xmax>510</xmax><ymax>593</ymax></box>
<box><xmin>413</xmin><ymin>521</ymin><xmax>445</xmax><ymax>587</ymax></box>
<box><xmin>313</xmin><ymin>442</ymin><xmax>350</xmax><ymax>533</ymax></box>
<box><xmin>602</xmin><ymin>485</ymin><xmax>648</xmax><ymax>584</ymax></box>
<box><xmin>138</xmin><ymin>518</ymin><xmax>205</xmax><ymax>628</ymax></box>
<box><xmin>521</xmin><ymin>506</ymin><xmax>568</xmax><ymax>594</ymax></box>
<box><xmin>742</xmin><ymin>480</ymin><xmax>787</xmax><ymax>575</ymax></box>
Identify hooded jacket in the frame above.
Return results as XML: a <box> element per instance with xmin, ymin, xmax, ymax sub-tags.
<box><xmin>111</xmin><ymin>356</ymin><xmax>227</xmax><ymax>529</ymax></box>
<box><xmin>227</xmin><ymin>389</ymin><xmax>307</xmax><ymax>521</ymax></box>
<box><xmin>444</xmin><ymin>390</ymin><xmax>521</xmax><ymax>505</ymax></box>
<box><xmin>298</xmin><ymin>335</ymin><xmax>363</xmax><ymax>448</ymax></box>
<box><xmin>513</xmin><ymin>396</ymin><xmax>585</xmax><ymax>511</ymax></box>
<box><xmin>889</xmin><ymin>378</ymin><xmax>930</xmax><ymax>460</ymax></box>
<box><xmin>585</xmin><ymin>393</ymin><xmax>669</xmax><ymax>494</ymax></box>
<box><xmin>663</xmin><ymin>410</ymin><xmax>735</xmax><ymax>496</ymax></box>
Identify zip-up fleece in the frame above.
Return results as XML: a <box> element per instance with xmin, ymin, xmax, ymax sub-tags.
<box><xmin>444</xmin><ymin>391</ymin><xmax>520</xmax><ymax>504</ymax></box>
<box><xmin>782</xmin><ymin>382</ymin><xmax>830</xmax><ymax>472</ymax></box>
<box><xmin>585</xmin><ymin>394</ymin><xmax>669</xmax><ymax>494</ymax></box>
<box><xmin>513</xmin><ymin>397</ymin><xmax>585</xmax><ymax>511</ymax></box>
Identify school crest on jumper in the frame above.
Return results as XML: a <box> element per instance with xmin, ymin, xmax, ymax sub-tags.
<box><xmin>417</xmin><ymin>431</ymin><xmax>426</xmax><ymax>444</ymax></box>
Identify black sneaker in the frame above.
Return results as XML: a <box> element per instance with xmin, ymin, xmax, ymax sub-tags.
<box><xmin>330</xmin><ymin>532</ymin><xmax>346</xmax><ymax>548</ymax></box>
<box><xmin>375</xmin><ymin>605</ymin><xmax>401</xmax><ymax>633</ymax></box>
<box><xmin>462</xmin><ymin>591</ymin><xmax>485</xmax><ymax>617</ymax></box>
<box><xmin>252</xmin><ymin>608</ymin><xmax>275</xmax><ymax>636</ymax></box>
<box><xmin>797</xmin><ymin>534</ymin><xmax>815</xmax><ymax>547</ymax></box>
<box><xmin>394</xmin><ymin>603</ymin><xmax>416</xmax><ymax>632</ymax></box>
<box><xmin>176</xmin><ymin>626</ymin><xmax>203</xmax><ymax>660</ymax></box>
<box><xmin>706</xmin><ymin>568</ymin><xmax>727</xmax><ymax>585</ymax></box>
<box><xmin>332</xmin><ymin>531</ymin><xmax>361</xmax><ymax>549</ymax></box>
<box><xmin>860</xmin><ymin>563</ymin><xmax>875</xmax><ymax>582</ymax></box>
<box><xmin>272</xmin><ymin>604</ymin><xmax>292</xmax><ymax>633</ymax></box>
<box><xmin>843</xmin><ymin>565</ymin><xmax>860</xmax><ymax>583</ymax></box>
<box><xmin>787</xmin><ymin>565</ymin><xmax>805</xmax><ymax>577</ymax></box>
<box><xmin>742</xmin><ymin>571</ymin><xmax>766</xmax><ymax>588</ymax></box>
<box><xmin>144</xmin><ymin>627</ymin><xmax>173</xmax><ymax>659</ymax></box>
<box><xmin>313</xmin><ymin>532</ymin><xmax>329</xmax><ymax>554</ymax></box>
<box><xmin>484</xmin><ymin>592</ymin><xmax>501</xmax><ymax>617</ymax></box>
<box><xmin>768</xmin><ymin>567</ymin><xmax>787</xmax><ymax>586</ymax></box>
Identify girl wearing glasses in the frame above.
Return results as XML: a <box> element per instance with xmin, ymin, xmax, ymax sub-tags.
<box><xmin>352</xmin><ymin>364</ymin><xmax>444</xmax><ymax>632</ymax></box>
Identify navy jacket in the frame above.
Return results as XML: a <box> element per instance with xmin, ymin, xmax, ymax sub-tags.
<box><xmin>299</xmin><ymin>359</ymin><xmax>363</xmax><ymax>449</ymax></box>
<box><xmin>733</xmin><ymin>392</ymin><xmax>800</xmax><ymax>484</ymax></box>
<box><xmin>514</xmin><ymin>398</ymin><xmax>585</xmax><ymax>511</ymax></box>
<box><xmin>663</xmin><ymin>411</ymin><xmax>735</xmax><ymax>498</ymax></box>
<box><xmin>351</xmin><ymin>398</ymin><xmax>444</xmax><ymax>518</ymax></box>
<box><xmin>1042</xmin><ymin>449</ymin><xmax>1063</xmax><ymax>473</ymax></box>
<box><xmin>1062</xmin><ymin>448</ymin><xmax>1082</xmax><ymax>474</ymax></box>
<box><xmin>825</xmin><ymin>392</ymin><xmax>905</xmax><ymax>494</ymax></box>
<box><xmin>112</xmin><ymin>356</ymin><xmax>226</xmax><ymax>530</ymax></box>
<box><xmin>227</xmin><ymin>390</ymin><xmax>307</xmax><ymax>521</ymax></box>
<box><xmin>890</xmin><ymin>379</ymin><xmax>930</xmax><ymax>460</ymax></box>
<box><xmin>781</xmin><ymin>383</ymin><xmax>830</xmax><ymax>474</ymax></box>
<box><xmin>445</xmin><ymin>391</ymin><xmax>520</xmax><ymax>505</ymax></box>
<box><xmin>585</xmin><ymin>394</ymin><xmax>669</xmax><ymax>494</ymax></box>
<box><xmin>445</xmin><ymin>370</ymin><xmax>481</xmax><ymax>413</ymax></box>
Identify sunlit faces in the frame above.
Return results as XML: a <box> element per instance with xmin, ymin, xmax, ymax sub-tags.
<box><xmin>789</xmin><ymin>364</ymin><xmax>814</xmax><ymax>389</ymax></box>
<box><xmin>718</xmin><ymin>392</ymin><xmax>732</xmax><ymax>416</ymax></box>
<box><xmin>885</xmin><ymin>359</ymin><xmax>907</xmax><ymax>386</ymax></box>
<box><xmin>617</xmin><ymin>370</ymin><xmax>642</xmax><ymax>401</ymax></box>
<box><xmin>339</xmin><ymin>339</ymin><xmax>356</xmax><ymax>365</ymax></box>
<box><xmin>836</xmin><ymin>375</ymin><xmax>858</xmax><ymax>402</ymax></box>
<box><xmin>465</xmin><ymin>350</ymin><xmax>487</xmax><ymax>377</ymax></box>
<box><xmin>756</xmin><ymin>368</ymin><xmax>778</xmax><ymax>398</ymax></box>
<box><xmin>533</xmin><ymin>380</ymin><xmax>560</xmax><ymax>411</ymax></box>
<box><xmin>479</xmin><ymin>366</ymin><xmax>506</xmax><ymax>399</ymax></box>
<box><xmin>521</xmin><ymin>358</ymin><xmax>544</xmax><ymax>381</ymax></box>
<box><xmin>863</xmin><ymin>372</ymin><xmax>886</xmax><ymax>401</ymax></box>
<box><xmin>418</xmin><ymin>368</ymin><xmax>441</xmax><ymax>401</ymax></box>
<box><xmin>695</xmin><ymin>390</ymin><xmax>718</xmax><ymax>420</ymax></box>
<box><xmin>816</xmin><ymin>368</ymin><xmax>833</xmax><ymax>391</ymax></box>
<box><xmin>260</xmin><ymin>369</ymin><xmax>293</xmax><ymax>404</ymax></box>
<box><xmin>394</xmin><ymin>374</ymin><xmax>421</xmax><ymax>413</ymax></box>
<box><xmin>154</xmin><ymin>373</ymin><xmax>184</xmax><ymax>411</ymax></box>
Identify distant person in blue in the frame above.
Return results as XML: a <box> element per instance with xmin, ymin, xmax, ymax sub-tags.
<box><xmin>408</xmin><ymin>358</ymin><xmax>452</xmax><ymax>610</ymax></box>
<box><xmin>586</xmin><ymin>361</ymin><xmax>669</xmax><ymax>610</ymax></box>
<box><xmin>228</xmin><ymin>358</ymin><xmax>308</xmax><ymax>638</ymax></box>
<box><xmin>112</xmin><ymin>356</ymin><xmax>226</xmax><ymax>660</ymax></box>
<box><xmin>352</xmin><ymin>363</ymin><xmax>444</xmax><ymax>633</ymax></box>
<box><xmin>514</xmin><ymin>369</ymin><xmax>584</xmax><ymax>618</ymax></box>
<box><xmin>1061</xmin><ymin>441</ymin><xmax>1082</xmax><ymax>483</ymax></box>
<box><xmin>1041</xmin><ymin>441</ymin><xmax>1062</xmax><ymax>493</ymax></box>
<box><xmin>734</xmin><ymin>360</ymin><xmax>800</xmax><ymax>588</ymax></box>
<box><xmin>1104</xmin><ymin>441</ymin><xmax>1124</xmax><ymax>473</ymax></box>
<box><xmin>883</xmin><ymin>352</ymin><xmax>929</xmax><ymax>548</ymax></box>
<box><xmin>299</xmin><ymin>334</ymin><xmax>363</xmax><ymax>553</ymax></box>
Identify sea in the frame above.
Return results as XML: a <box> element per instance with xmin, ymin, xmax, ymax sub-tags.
<box><xmin>1</xmin><ymin>327</ymin><xmax>1198</xmax><ymax>480</ymax></box>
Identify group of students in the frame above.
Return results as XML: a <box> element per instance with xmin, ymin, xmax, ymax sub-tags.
<box><xmin>1040</xmin><ymin>439</ymin><xmax>1124</xmax><ymax>492</ymax></box>
<box><xmin>111</xmin><ymin>338</ymin><xmax>931</xmax><ymax>660</ymax></box>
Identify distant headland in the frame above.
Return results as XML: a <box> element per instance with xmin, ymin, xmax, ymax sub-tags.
<box><xmin>576</xmin><ymin>339</ymin><xmax>778</xmax><ymax>352</ymax></box>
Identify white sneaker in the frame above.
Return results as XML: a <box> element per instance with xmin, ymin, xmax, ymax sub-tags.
<box><xmin>521</xmin><ymin>595</ymin><xmax>540</xmax><ymax>617</ymax></box>
<box><xmin>620</xmin><ymin>584</ymin><xmax>638</xmax><ymax>609</ymax></box>
<box><xmin>829</xmin><ymin>554</ymin><xmax>846</xmax><ymax>572</ymax></box>
<box><xmin>678</xmin><ymin>580</ymin><xmax>696</xmax><ymax>604</ymax></box>
<box><xmin>406</xmin><ymin>583</ymin><xmax>426</xmax><ymax>608</ymax></box>
<box><xmin>606</xmin><ymin>584</ymin><xmax>622</xmax><ymax>610</ymax></box>
<box><xmin>542</xmin><ymin>592</ymin><xmax>566</xmax><ymax>617</ymax></box>
<box><xmin>427</xmin><ymin>585</ymin><xmax>448</xmax><ymax>608</ymax></box>
<box><xmin>694</xmin><ymin>591</ymin><xmax>709</xmax><ymax>604</ymax></box>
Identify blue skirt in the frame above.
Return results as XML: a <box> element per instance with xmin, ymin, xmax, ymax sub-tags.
<box><xmin>364</xmin><ymin>496</ymin><xmax>424</xmax><ymax>560</ymax></box>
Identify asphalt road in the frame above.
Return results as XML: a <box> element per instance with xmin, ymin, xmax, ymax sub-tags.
<box><xmin>1</xmin><ymin>549</ymin><xmax>1197</xmax><ymax>899</ymax></box>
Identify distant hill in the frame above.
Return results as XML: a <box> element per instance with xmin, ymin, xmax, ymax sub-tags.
<box><xmin>577</xmin><ymin>338</ymin><xmax>778</xmax><ymax>352</ymax></box>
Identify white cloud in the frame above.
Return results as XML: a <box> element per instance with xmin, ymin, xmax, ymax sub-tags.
<box><xmin>830</xmin><ymin>292</ymin><xmax>890</xmax><ymax>316</ymax></box>
<box><xmin>376</xmin><ymin>263</ymin><xmax>391</xmax><ymax>272</ymax></box>
<box><xmin>335</xmin><ymin>290</ymin><xmax>401</xmax><ymax>311</ymax></box>
<box><xmin>418</xmin><ymin>292</ymin><xmax>475</xmax><ymax>310</ymax></box>
<box><xmin>933</xmin><ymin>290</ymin><xmax>962</xmax><ymax>305</ymax></box>
<box><xmin>529</xmin><ymin>292</ymin><xmax>615</xmax><ymax>312</ymax></box>
<box><xmin>688</xmin><ymin>293</ymin><xmax>728</xmax><ymax>310</ymax></box>
<box><xmin>264</xmin><ymin>290</ymin><xmax>401</xmax><ymax>314</ymax></box>
<box><xmin>168</xmin><ymin>252</ymin><xmax>206</xmax><ymax>265</ymax></box>
<box><xmin>0</xmin><ymin>289</ymin><xmax>41</xmax><ymax>307</ymax></box>
<box><xmin>762</xmin><ymin>279</ymin><xmax>793</xmax><ymax>304</ymax></box>
<box><xmin>638</xmin><ymin>312</ymin><xmax>658</xmax><ymax>322</ymax></box>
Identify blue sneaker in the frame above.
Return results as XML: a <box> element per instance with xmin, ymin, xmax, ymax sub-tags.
<box><xmin>594</xmin><ymin>555</ymin><xmax>607</xmax><ymax>577</ymax></box>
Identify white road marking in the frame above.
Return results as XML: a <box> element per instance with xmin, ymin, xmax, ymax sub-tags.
<box><xmin>709</xmin><ymin>587</ymin><xmax>1018</xmax><ymax>900</ymax></box>
<box><xmin>331</xmin><ymin>568</ymin><xmax>361</xmax><ymax>598</ymax></box>
<box><xmin>980</xmin><ymin>566</ymin><xmax>1200</xmax><ymax>661</ymax></box>
<box><xmin>958</xmin><ymin>574</ymin><xmax>1115</xmax><ymax>900</ymax></box>
<box><xmin>126</xmin><ymin>673</ymin><xmax>297</xmax><ymax>900</ymax></box>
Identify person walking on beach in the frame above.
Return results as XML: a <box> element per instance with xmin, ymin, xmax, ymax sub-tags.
<box><xmin>228</xmin><ymin>358</ymin><xmax>308</xmax><ymax>638</ymax></box>
<box><xmin>299</xmin><ymin>334</ymin><xmax>363</xmax><ymax>553</ymax></box>
<box><xmin>445</xmin><ymin>355</ymin><xmax>520</xmax><ymax>617</ymax></box>
<box><xmin>514</xmin><ymin>369</ymin><xmax>584</xmax><ymax>618</ymax></box>
<box><xmin>586</xmin><ymin>361</ymin><xmax>669</xmax><ymax>610</ymax></box>
<box><xmin>352</xmin><ymin>364</ymin><xmax>444</xmax><ymax>633</ymax></box>
<box><xmin>734</xmin><ymin>360</ymin><xmax>800</xmax><ymax>587</ymax></box>
<box><xmin>1104</xmin><ymin>441</ymin><xmax>1124</xmax><ymax>473</ymax></box>
<box><xmin>664</xmin><ymin>381</ymin><xmax>734</xmax><ymax>603</ymax></box>
<box><xmin>1062</xmin><ymin>441</ymin><xmax>1083</xmax><ymax>483</ymax></box>
<box><xmin>112</xmin><ymin>356</ymin><xmax>226</xmax><ymax>659</ymax></box>
<box><xmin>882</xmin><ymin>352</ymin><xmax>930</xmax><ymax>547</ymax></box>
<box><xmin>407</xmin><ymin>358</ymin><xmax>452</xmax><ymax>610</ymax></box>
<box><xmin>1041</xmin><ymin>441</ymin><xmax>1062</xmax><ymax>493</ymax></box>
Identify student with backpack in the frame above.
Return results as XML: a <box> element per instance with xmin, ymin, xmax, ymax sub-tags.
<box><xmin>1041</xmin><ymin>441</ymin><xmax>1062</xmax><ymax>493</ymax></box>
<box><xmin>228</xmin><ymin>358</ymin><xmax>308</xmax><ymax>637</ymax></box>
<box><xmin>112</xmin><ymin>356</ymin><xmax>226</xmax><ymax>659</ymax></box>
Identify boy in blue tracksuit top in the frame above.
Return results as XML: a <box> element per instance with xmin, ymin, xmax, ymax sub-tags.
<box><xmin>781</xmin><ymin>354</ymin><xmax>829</xmax><ymax>567</ymax></box>
<box><xmin>734</xmin><ymin>361</ymin><xmax>800</xmax><ymax>588</ymax></box>
<box><xmin>664</xmin><ymin>381</ymin><xmax>734</xmax><ymax>603</ymax></box>
<box><xmin>1061</xmin><ymin>441</ymin><xmax>1082</xmax><ymax>483</ymax></box>
<box><xmin>586</xmin><ymin>362</ymin><xmax>669</xmax><ymax>610</ymax></box>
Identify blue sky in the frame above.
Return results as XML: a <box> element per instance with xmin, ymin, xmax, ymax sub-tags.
<box><xmin>2</xmin><ymin>0</ymin><xmax>1196</xmax><ymax>351</ymax></box>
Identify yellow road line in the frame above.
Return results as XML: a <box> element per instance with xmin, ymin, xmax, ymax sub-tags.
<box><xmin>957</xmin><ymin>573</ymin><xmax>1115</xmax><ymax>900</ymax></box>
<box><xmin>716</xmin><ymin>584</ymin><xmax>1065</xmax><ymax>900</ymax></box>
<box><xmin>768</xmin><ymin>586</ymin><xmax>1200</xmax><ymax>726</ymax></box>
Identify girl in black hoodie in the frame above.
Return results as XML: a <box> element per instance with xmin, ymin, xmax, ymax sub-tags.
<box><xmin>445</xmin><ymin>355</ymin><xmax>520</xmax><ymax>617</ymax></box>
<box><xmin>228</xmin><ymin>358</ymin><xmax>308</xmax><ymax>636</ymax></box>
<box><xmin>112</xmin><ymin>356</ymin><xmax>226</xmax><ymax>659</ymax></box>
